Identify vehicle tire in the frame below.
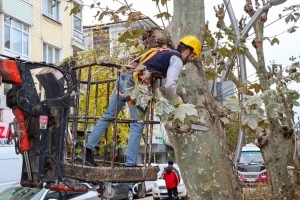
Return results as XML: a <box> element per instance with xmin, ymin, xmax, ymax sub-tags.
<box><xmin>127</xmin><ymin>189</ymin><xmax>134</xmax><ymax>200</ymax></box>
<box><xmin>153</xmin><ymin>197</ymin><xmax>160</xmax><ymax>200</ymax></box>
<box><xmin>137</xmin><ymin>182</ymin><xmax>146</xmax><ymax>198</ymax></box>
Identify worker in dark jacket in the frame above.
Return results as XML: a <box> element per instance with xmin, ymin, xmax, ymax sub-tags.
<box><xmin>77</xmin><ymin>35</ymin><xmax>201</xmax><ymax>167</ymax></box>
<box><xmin>163</xmin><ymin>160</ymin><xmax>180</xmax><ymax>200</ymax></box>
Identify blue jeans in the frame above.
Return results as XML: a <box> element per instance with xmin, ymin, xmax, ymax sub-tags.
<box><xmin>86</xmin><ymin>73</ymin><xmax>146</xmax><ymax>166</ymax></box>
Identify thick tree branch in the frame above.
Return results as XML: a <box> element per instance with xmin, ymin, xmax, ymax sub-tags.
<box><xmin>228</xmin><ymin>71</ymin><xmax>240</xmax><ymax>88</ymax></box>
<box><xmin>244</xmin><ymin>48</ymin><xmax>259</xmax><ymax>70</ymax></box>
<box><xmin>214</xmin><ymin>4</ymin><xmax>225</xmax><ymax>29</ymax></box>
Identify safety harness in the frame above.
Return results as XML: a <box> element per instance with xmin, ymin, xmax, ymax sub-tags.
<box><xmin>125</xmin><ymin>48</ymin><xmax>176</xmax><ymax>108</ymax></box>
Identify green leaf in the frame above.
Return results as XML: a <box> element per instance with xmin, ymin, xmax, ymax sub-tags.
<box><xmin>118</xmin><ymin>31</ymin><xmax>132</xmax><ymax>42</ymax></box>
<box><xmin>129</xmin><ymin>11</ymin><xmax>142</xmax><ymax>20</ymax></box>
<box><xmin>262</xmin><ymin>89</ymin><xmax>277</xmax><ymax>100</ymax></box>
<box><xmin>244</xmin><ymin>95</ymin><xmax>263</xmax><ymax>107</ymax></box>
<box><xmin>116</xmin><ymin>5</ymin><xmax>128</xmax><ymax>14</ymax></box>
<box><xmin>270</xmin><ymin>37</ymin><xmax>280</xmax><ymax>46</ymax></box>
<box><xmin>161</xmin><ymin>0</ymin><xmax>167</xmax><ymax>6</ymax></box>
<box><xmin>248</xmin><ymin>83</ymin><xmax>261</xmax><ymax>93</ymax></box>
<box><xmin>70</xmin><ymin>6</ymin><xmax>80</xmax><ymax>15</ymax></box>
<box><xmin>132</xmin><ymin>29</ymin><xmax>144</xmax><ymax>38</ymax></box>
<box><xmin>94</xmin><ymin>10</ymin><xmax>100</xmax><ymax>18</ymax></box>
<box><xmin>242</xmin><ymin>114</ymin><xmax>259</xmax><ymax>130</ymax></box>
<box><xmin>174</xmin><ymin>104</ymin><xmax>198</xmax><ymax>123</ymax></box>
<box><xmin>111</xmin><ymin>14</ymin><xmax>120</xmax><ymax>23</ymax></box>
<box><xmin>219</xmin><ymin>47</ymin><xmax>228</xmax><ymax>58</ymax></box>
<box><xmin>224</xmin><ymin>97</ymin><xmax>241</xmax><ymax>113</ymax></box>
<box><xmin>205</xmin><ymin>55</ymin><xmax>213</xmax><ymax>66</ymax></box>
<box><xmin>155</xmin><ymin>12</ymin><xmax>172</xmax><ymax>20</ymax></box>
<box><xmin>155</xmin><ymin>97</ymin><xmax>176</xmax><ymax>122</ymax></box>
<box><xmin>205</xmin><ymin>68</ymin><xmax>216</xmax><ymax>80</ymax></box>
<box><xmin>287</xmin><ymin>26</ymin><xmax>298</xmax><ymax>33</ymax></box>
<box><xmin>98</xmin><ymin>11</ymin><xmax>108</xmax><ymax>21</ymax></box>
<box><xmin>220</xmin><ymin>117</ymin><xmax>230</xmax><ymax>124</ymax></box>
<box><xmin>266</xmin><ymin>103</ymin><xmax>285</xmax><ymax>118</ymax></box>
<box><xmin>215</xmin><ymin>32</ymin><xmax>224</xmax><ymax>40</ymax></box>
<box><xmin>125</xmin><ymin>16</ymin><xmax>132</xmax><ymax>28</ymax></box>
<box><xmin>118</xmin><ymin>29</ymin><xmax>144</xmax><ymax>42</ymax></box>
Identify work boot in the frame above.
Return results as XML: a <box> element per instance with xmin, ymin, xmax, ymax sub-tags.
<box><xmin>76</xmin><ymin>148</ymin><xmax>98</xmax><ymax>167</ymax></box>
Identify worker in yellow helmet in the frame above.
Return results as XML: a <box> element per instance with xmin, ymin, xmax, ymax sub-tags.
<box><xmin>178</xmin><ymin>35</ymin><xmax>201</xmax><ymax>63</ymax></box>
<box><xmin>77</xmin><ymin>35</ymin><xmax>201</xmax><ymax>167</ymax></box>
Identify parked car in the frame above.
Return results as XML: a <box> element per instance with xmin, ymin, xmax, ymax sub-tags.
<box><xmin>100</xmin><ymin>183</ymin><xmax>134</xmax><ymax>200</ymax></box>
<box><xmin>0</xmin><ymin>182</ymin><xmax>135</xmax><ymax>200</ymax></box>
<box><xmin>238</xmin><ymin>143</ymin><xmax>269</xmax><ymax>185</ymax></box>
<box><xmin>0</xmin><ymin>183</ymin><xmax>100</xmax><ymax>200</ymax></box>
<box><xmin>133</xmin><ymin>163</ymin><xmax>159</xmax><ymax>197</ymax></box>
<box><xmin>0</xmin><ymin>122</ymin><xmax>23</xmax><ymax>193</ymax></box>
<box><xmin>152</xmin><ymin>164</ymin><xmax>187</xmax><ymax>200</ymax></box>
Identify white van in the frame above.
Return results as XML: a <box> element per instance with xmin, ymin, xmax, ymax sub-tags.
<box><xmin>0</xmin><ymin>122</ymin><xmax>23</xmax><ymax>192</ymax></box>
<box><xmin>237</xmin><ymin>143</ymin><xmax>268</xmax><ymax>185</ymax></box>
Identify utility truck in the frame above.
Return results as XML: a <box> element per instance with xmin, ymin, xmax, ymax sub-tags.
<box><xmin>0</xmin><ymin>54</ymin><xmax>158</xmax><ymax>199</ymax></box>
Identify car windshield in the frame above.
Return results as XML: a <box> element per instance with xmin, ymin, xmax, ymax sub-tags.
<box><xmin>239</xmin><ymin>151</ymin><xmax>264</xmax><ymax>164</ymax></box>
<box><xmin>0</xmin><ymin>187</ymin><xmax>42</xmax><ymax>200</ymax></box>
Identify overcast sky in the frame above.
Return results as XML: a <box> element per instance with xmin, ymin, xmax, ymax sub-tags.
<box><xmin>82</xmin><ymin>0</ymin><xmax>300</xmax><ymax>120</ymax></box>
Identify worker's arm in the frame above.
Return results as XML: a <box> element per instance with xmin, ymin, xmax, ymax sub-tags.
<box><xmin>163</xmin><ymin>55</ymin><xmax>183</xmax><ymax>101</ymax></box>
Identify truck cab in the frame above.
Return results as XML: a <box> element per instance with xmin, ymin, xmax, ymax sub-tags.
<box><xmin>0</xmin><ymin>122</ymin><xmax>23</xmax><ymax>192</ymax></box>
<box><xmin>237</xmin><ymin>143</ymin><xmax>268</xmax><ymax>185</ymax></box>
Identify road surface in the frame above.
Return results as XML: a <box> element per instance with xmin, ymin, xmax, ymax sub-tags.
<box><xmin>138</xmin><ymin>195</ymin><xmax>153</xmax><ymax>200</ymax></box>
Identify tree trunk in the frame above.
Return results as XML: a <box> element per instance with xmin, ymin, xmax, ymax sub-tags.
<box><xmin>166</xmin><ymin>1</ymin><xmax>243</xmax><ymax>199</ymax></box>
<box><xmin>253</xmin><ymin>20</ymin><xmax>296</xmax><ymax>200</ymax></box>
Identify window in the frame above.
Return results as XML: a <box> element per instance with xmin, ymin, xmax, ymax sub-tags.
<box><xmin>43</xmin><ymin>43</ymin><xmax>61</xmax><ymax>63</ymax></box>
<box><xmin>4</xmin><ymin>16</ymin><xmax>29</xmax><ymax>57</ymax></box>
<box><xmin>42</xmin><ymin>0</ymin><xmax>61</xmax><ymax>22</ymax></box>
<box><xmin>73</xmin><ymin>3</ymin><xmax>82</xmax><ymax>32</ymax></box>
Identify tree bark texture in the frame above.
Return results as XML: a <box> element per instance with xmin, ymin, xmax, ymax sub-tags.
<box><xmin>253</xmin><ymin>18</ymin><xmax>295</xmax><ymax>200</ymax></box>
<box><xmin>166</xmin><ymin>1</ymin><xmax>243</xmax><ymax>199</ymax></box>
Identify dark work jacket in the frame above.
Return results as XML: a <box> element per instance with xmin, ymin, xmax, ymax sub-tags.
<box><xmin>137</xmin><ymin>49</ymin><xmax>182</xmax><ymax>75</ymax></box>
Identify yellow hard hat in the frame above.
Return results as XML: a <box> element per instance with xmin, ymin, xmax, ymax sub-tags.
<box><xmin>179</xmin><ymin>35</ymin><xmax>201</xmax><ymax>58</ymax></box>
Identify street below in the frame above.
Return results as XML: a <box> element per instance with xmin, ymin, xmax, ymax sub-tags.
<box><xmin>138</xmin><ymin>195</ymin><xmax>153</xmax><ymax>200</ymax></box>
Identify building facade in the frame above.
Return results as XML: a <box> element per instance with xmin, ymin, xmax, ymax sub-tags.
<box><xmin>0</xmin><ymin>0</ymin><xmax>84</xmax><ymax>121</ymax></box>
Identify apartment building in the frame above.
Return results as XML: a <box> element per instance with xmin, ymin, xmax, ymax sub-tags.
<box><xmin>0</xmin><ymin>0</ymin><xmax>84</xmax><ymax>121</ymax></box>
<box><xmin>83</xmin><ymin>17</ymin><xmax>158</xmax><ymax>53</ymax></box>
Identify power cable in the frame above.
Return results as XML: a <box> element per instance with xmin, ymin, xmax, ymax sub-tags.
<box><xmin>211</xmin><ymin>0</ymin><xmax>231</xmax><ymax>94</ymax></box>
<box><xmin>217</xmin><ymin>5</ymin><xmax>300</xmax><ymax>97</ymax></box>
<box><xmin>114</xmin><ymin>0</ymin><xmax>161</xmax><ymax>29</ymax></box>
<box><xmin>215</xmin><ymin>0</ymin><xmax>231</xmax><ymax>52</ymax></box>
<box><xmin>156</xmin><ymin>3</ymin><xmax>166</xmax><ymax>29</ymax></box>
<box><xmin>247</xmin><ymin>6</ymin><xmax>300</xmax><ymax>38</ymax></box>
<box><xmin>123</xmin><ymin>0</ymin><xmax>144</xmax><ymax>30</ymax></box>
<box><xmin>217</xmin><ymin>64</ymin><xmax>294</xmax><ymax>98</ymax></box>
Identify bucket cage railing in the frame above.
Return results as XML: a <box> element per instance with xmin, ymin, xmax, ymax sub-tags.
<box><xmin>64</xmin><ymin>62</ymin><xmax>160</xmax><ymax>182</ymax></box>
